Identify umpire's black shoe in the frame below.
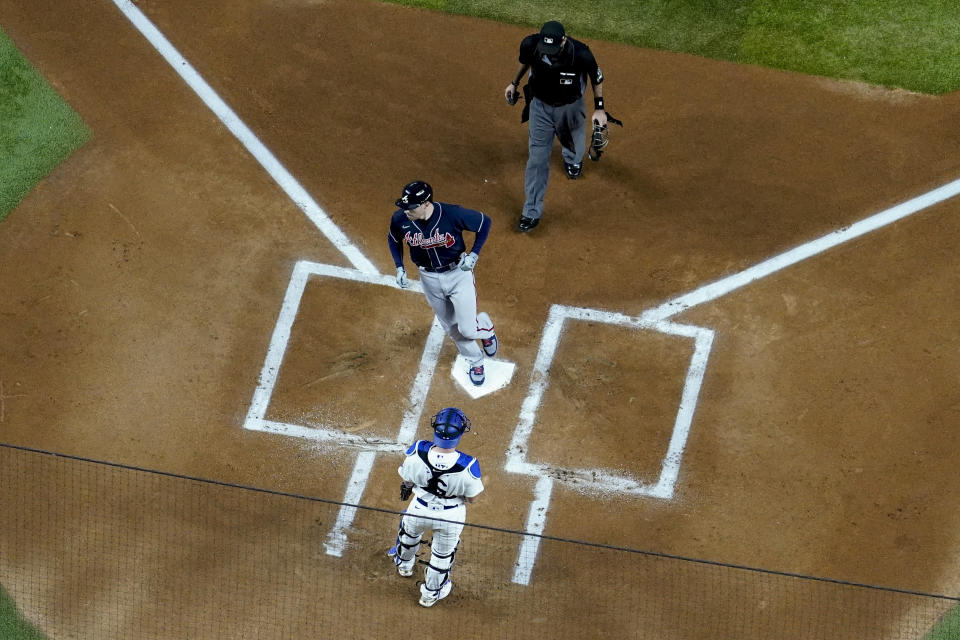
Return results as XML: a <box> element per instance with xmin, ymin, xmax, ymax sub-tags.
<box><xmin>517</xmin><ymin>216</ymin><xmax>540</xmax><ymax>232</ymax></box>
<box><xmin>564</xmin><ymin>162</ymin><xmax>582</xmax><ymax>179</ymax></box>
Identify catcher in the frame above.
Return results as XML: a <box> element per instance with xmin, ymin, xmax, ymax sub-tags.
<box><xmin>387</xmin><ymin>408</ymin><xmax>484</xmax><ymax>607</ymax></box>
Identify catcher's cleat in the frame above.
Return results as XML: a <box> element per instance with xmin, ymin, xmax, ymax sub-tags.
<box><xmin>468</xmin><ymin>365</ymin><xmax>485</xmax><ymax>386</ymax></box>
<box><xmin>395</xmin><ymin>558</ymin><xmax>414</xmax><ymax>578</ymax></box>
<box><xmin>418</xmin><ymin>580</ymin><xmax>453</xmax><ymax>608</ymax></box>
<box><xmin>389</xmin><ymin>545</ymin><xmax>415</xmax><ymax>577</ymax></box>
<box><xmin>564</xmin><ymin>162</ymin><xmax>582</xmax><ymax>179</ymax></box>
<box><xmin>481</xmin><ymin>335</ymin><xmax>498</xmax><ymax>357</ymax></box>
<box><xmin>517</xmin><ymin>216</ymin><xmax>540</xmax><ymax>232</ymax></box>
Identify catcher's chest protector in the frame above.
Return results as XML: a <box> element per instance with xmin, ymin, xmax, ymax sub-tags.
<box><xmin>417</xmin><ymin>448</ymin><xmax>468</xmax><ymax>498</ymax></box>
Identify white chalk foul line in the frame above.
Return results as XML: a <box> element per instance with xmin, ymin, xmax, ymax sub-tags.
<box><xmin>111</xmin><ymin>0</ymin><xmax>377</xmax><ymax>275</ymax></box>
<box><xmin>643</xmin><ymin>177</ymin><xmax>960</xmax><ymax>322</ymax></box>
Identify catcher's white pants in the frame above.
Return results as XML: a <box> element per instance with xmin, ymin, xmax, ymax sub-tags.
<box><xmin>418</xmin><ymin>269</ymin><xmax>494</xmax><ymax>367</ymax></box>
<box><xmin>396</xmin><ymin>499</ymin><xmax>466</xmax><ymax>594</ymax></box>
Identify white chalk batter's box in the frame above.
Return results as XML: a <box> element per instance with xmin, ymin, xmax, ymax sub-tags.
<box><xmin>241</xmin><ymin>260</ymin><xmax>714</xmax><ymax>583</ymax></box>
<box><xmin>242</xmin><ymin>261</ymin><xmax>709</xmax><ymax>490</ymax></box>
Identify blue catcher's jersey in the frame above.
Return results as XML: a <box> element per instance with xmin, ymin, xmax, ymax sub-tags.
<box><xmin>388</xmin><ymin>202</ymin><xmax>491</xmax><ymax>270</ymax></box>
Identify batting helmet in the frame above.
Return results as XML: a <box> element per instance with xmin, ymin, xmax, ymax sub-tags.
<box><xmin>431</xmin><ymin>407</ymin><xmax>471</xmax><ymax>449</ymax></box>
<box><xmin>395</xmin><ymin>180</ymin><xmax>433</xmax><ymax>211</ymax></box>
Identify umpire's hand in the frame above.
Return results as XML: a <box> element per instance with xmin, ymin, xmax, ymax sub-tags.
<box><xmin>504</xmin><ymin>83</ymin><xmax>519</xmax><ymax>105</ymax></box>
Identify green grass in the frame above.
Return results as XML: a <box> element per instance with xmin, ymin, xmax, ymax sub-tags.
<box><xmin>741</xmin><ymin>0</ymin><xmax>960</xmax><ymax>94</ymax></box>
<box><xmin>0</xmin><ymin>27</ymin><xmax>91</xmax><ymax>222</ymax></box>
<box><xmin>925</xmin><ymin>604</ymin><xmax>960</xmax><ymax>640</ymax></box>
<box><xmin>381</xmin><ymin>0</ymin><xmax>960</xmax><ymax>94</ymax></box>
<box><xmin>0</xmin><ymin>585</ymin><xmax>47</xmax><ymax>640</ymax></box>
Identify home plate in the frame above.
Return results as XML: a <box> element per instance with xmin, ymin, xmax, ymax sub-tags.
<box><xmin>451</xmin><ymin>355</ymin><xmax>515</xmax><ymax>398</ymax></box>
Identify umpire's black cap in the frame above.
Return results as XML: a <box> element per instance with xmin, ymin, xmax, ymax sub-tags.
<box><xmin>537</xmin><ymin>21</ymin><xmax>565</xmax><ymax>55</ymax></box>
<box><xmin>396</xmin><ymin>180</ymin><xmax>433</xmax><ymax>210</ymax></box>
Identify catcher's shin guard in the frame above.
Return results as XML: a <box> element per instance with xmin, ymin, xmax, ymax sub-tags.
<box><xmin>395</xmin><ymin>522</ymin><xmax>422</xmax><ymax>563</ymax></box>
<box><xmin>422</xmin><ymin>544</ymin><xmax>458</xmax><ymax>592</ymax></box>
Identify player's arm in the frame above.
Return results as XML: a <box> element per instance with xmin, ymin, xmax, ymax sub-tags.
<box><xmin>467</xmin><ymin>211</ymin><xmax>492</xmax><ymax>255</ymax></box>
<box><xmin>387</xmin><ymin>232</ymin><xmax>404</xmax><ymax>268</ymax></box>
<box><xmin>463</xmin><ymin>459</ymin><xmax>484</xmax><ymax>504</ymax></box>
<box><xmin>397</xmin><ymin>443</ymin><xmax>421</xmax><ymax>483</ymax></box>
<box><xmin>388</xmin><ymin>226</ymin><xmax>410</xmax><ymax>288</ymax></box>
<box><xmin>455</xmin><ymin>209</ymin><xmax>491</xmax><ymax>271</ymax></box>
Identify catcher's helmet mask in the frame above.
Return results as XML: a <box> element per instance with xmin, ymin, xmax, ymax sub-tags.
<box><xmin>431</xmin><ymin>407</ymin><xmax>472</xmax><ymax>449</ymax></box>
<box><xmin>396</xmin><ymin>180</ymin><xmax>433</xmax><ymax>211</ymax></box>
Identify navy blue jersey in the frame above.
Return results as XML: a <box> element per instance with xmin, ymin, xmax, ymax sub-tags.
<box><xmin>519</xmin><ymin>35</ymin><xmax>602</xmax><ymax>107</ymax></box>
<box><xmin>388</xmin><ymin>202</ymin><xmax>491</xmax><ymax>270</ymax></box>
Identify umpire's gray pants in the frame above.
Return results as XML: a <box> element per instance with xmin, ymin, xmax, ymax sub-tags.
<box><xmin>522</xmin><ymin>97</ymin><xmax>587</xmax><ymax>220</ymax></box>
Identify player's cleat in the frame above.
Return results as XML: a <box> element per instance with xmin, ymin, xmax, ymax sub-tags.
<box><xmin>481</xmin><ymin>335</ymin><xmax>498</xmax><ymax>357</ymax></box>
<box><xmin>517</xmin><ymin>216</ymin><xmax>540</xmax><ymax>232</ymax></box>
<box><xmin>395</xmin><ymin>559</ymin><xmax>414</xmax><ymax>578</ymax></box>
<box><xmin>418</xmin><ymin>580</ymin><xmax>453</xmax><ymax>608</ymax></box>
<box><xmin>564</xmin><ymin>162</ymin><xmax>582</xmax><ymax>179</ymax></box>
<box><xmin>468</xmin><ymin>365</ymin><xmax>485</xmax><ymax>386</ymax></box>
<box><xmin>389</xmin><ymin>545</ymin><xmax>415</xmax><ymax>577</ymax></box>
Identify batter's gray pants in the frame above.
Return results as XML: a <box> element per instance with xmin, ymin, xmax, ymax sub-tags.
<box><xmin>522</xmin><ymin>97</ymin><xmax>587</xmax><ymax>220</ymax></box>
<box><xmin>418</xmin><ymin>268</ymin><xmax>494</xmax><ymax>367</ymax></box>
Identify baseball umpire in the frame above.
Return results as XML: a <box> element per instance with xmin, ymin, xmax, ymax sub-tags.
<box><xmin>388</xmin><ymin>181</ymin><xmax>498</xmax><ymax>386</ymax></box>
<box><xmin>389</xmin><ymin>407</ymin><xmax>484</xmax><ymax>607</ymax></box>
<box><xmin>504</xmin><ymin>20</ymin><xmax>608</xmax><ymax>232</ymax></box>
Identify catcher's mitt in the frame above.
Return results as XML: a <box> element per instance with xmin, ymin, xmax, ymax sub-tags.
<box><xmin>399</xmin><ymin>481</ymin><xmax>414</xmax><ymax>501</ymax></box>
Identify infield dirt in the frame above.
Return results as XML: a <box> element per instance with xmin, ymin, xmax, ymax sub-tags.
<box><xmin>1</xmin><ymin>0</ymin><xmax>959</xmax><ymax>636</ymax></box>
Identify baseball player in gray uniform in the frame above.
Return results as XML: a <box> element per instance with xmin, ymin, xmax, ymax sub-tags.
<box><xmin>388</xmin><ymin>181</ymin><xmax>498</xmax><ymax>385</ymax></box>
<box><xmin>388</xmin><ymin>407</ymin><xmax>484</xmax><ymax>607</ymax></box>
<box><xmin>504</xmin><ymin>20</ymin><xmax>607</xmax><ymax>232</ymax></box>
